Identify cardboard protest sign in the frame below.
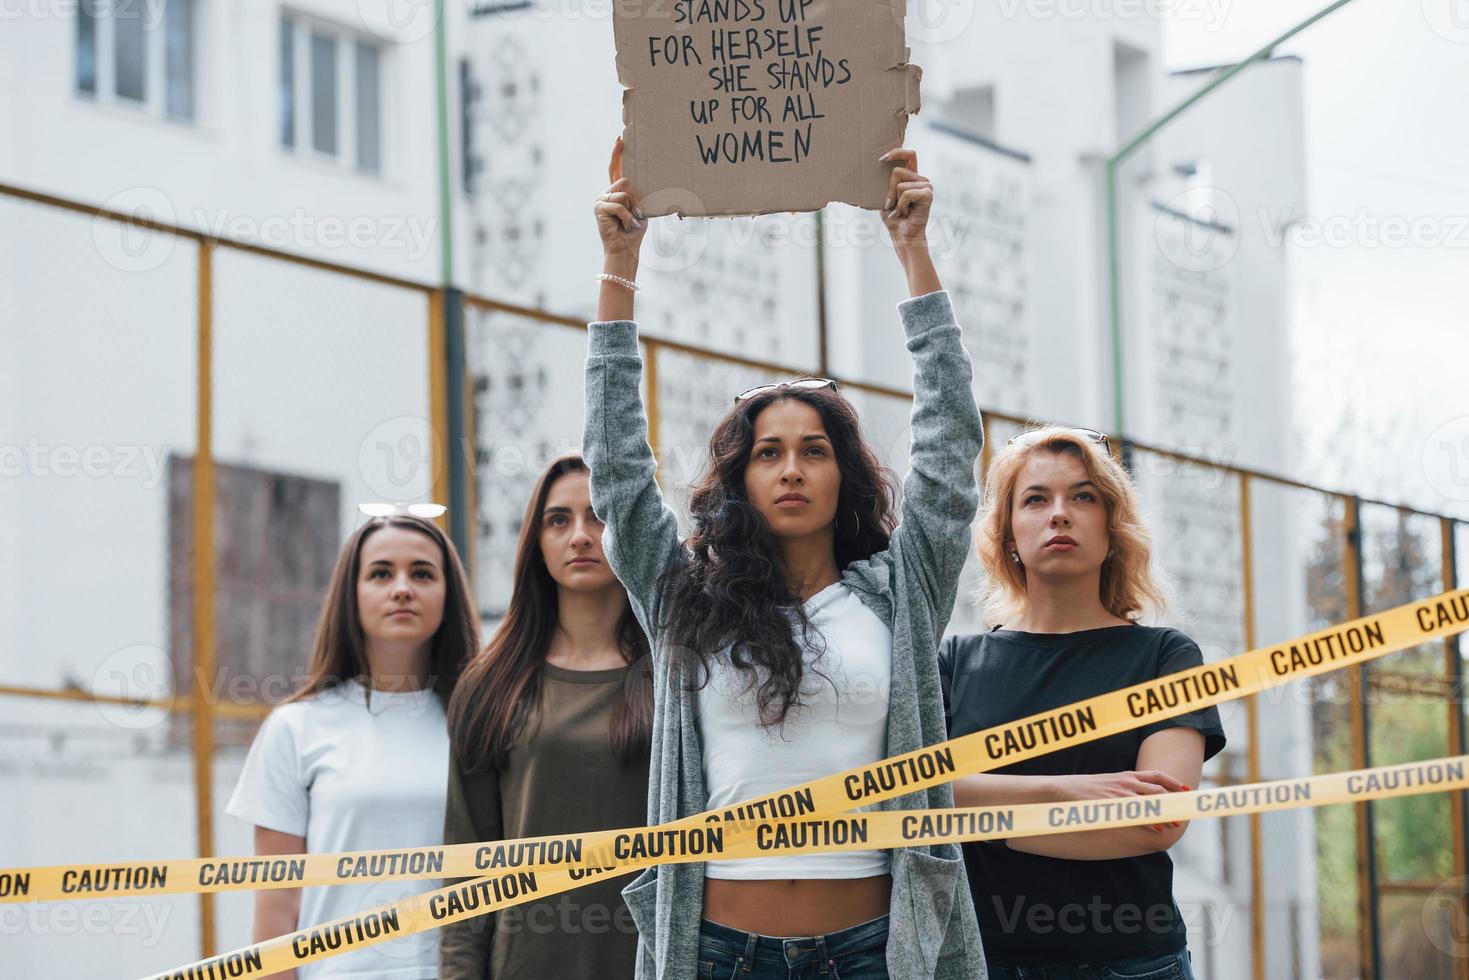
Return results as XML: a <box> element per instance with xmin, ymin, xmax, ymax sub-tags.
<box><xmin>613</xmin><ymin>0</ymin><xmax>922</xmax><ymax>217</ymax></box>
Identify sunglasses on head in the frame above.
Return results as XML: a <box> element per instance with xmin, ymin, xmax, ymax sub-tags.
<box><xmin>735</xmin><ymin>377</ymin><xmax>839</xmax><ymax>403</ymax></box>
<box><xmin>1007</xmin><ymin>427</ymin><xmax>1111</xmax><ymax>453</ymax></box>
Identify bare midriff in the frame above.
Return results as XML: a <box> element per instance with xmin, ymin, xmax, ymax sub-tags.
<box><xmin>702</xmin><ymin>875</ymin><xmax>893</xmax><ymax>936</ymax></box>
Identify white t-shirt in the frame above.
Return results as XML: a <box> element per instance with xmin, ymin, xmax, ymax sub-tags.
<box><xmin>226</xmin><ymin>679</ymin><xmax>449</xmax><ymax>979</ymax></box>
<box><xmin>697</xmin><ymin>580</ymin><xmax>893</xmax><ymax>879</ymax></box>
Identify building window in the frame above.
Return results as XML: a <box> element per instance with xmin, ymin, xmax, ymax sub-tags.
<box><xmin>280</xmin><ymin>13</ymin><xmax>383</xmax><ymax>175</ymax></box>
<box><xmin>279</xmin><ymin>17</ymin><xmax>294</xmax><ymax>148</ymax></box>
<box><xmin>75</xmin><ymin>0</ymin><xmax>197</xmax><ymax>123</ymax></box>
<box><xmin>167</xmin><ymin>458</ymin><xmax>342</xmax><ymax>748</ymax></box>
<box><xmin>309</xmin><ymin>31</ymin><xmax>338</xmax><ymax>155</ymax></box>
<box><xmin>76</xmin><ymin>6</ymin><xmax>98</xmax><ymax>94</ymax></box>
<box><xmin>355</xmin><ymin>42</ymin><xmax>382</xmax><ymax>174</ymax></box>
<box><xmin>944</xmin><ymin>85</ymin><xmax>996</xmax><ymax>142</ymax></box>
<box><xmin>164</xmin><ymin>0</ymin><xmax>196</xmax><ymax>120</ymax></box>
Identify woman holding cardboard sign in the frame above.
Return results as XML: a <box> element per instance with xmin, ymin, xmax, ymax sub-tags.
<box><xmin>585</xmin><ymin>139</ymin><xmax>986</xmax><ymax>980</ymax></box>
<box><xmin>939</xmin><ymin>428</ymin><xmax>1226</xmax><ymax>979</ymax></box>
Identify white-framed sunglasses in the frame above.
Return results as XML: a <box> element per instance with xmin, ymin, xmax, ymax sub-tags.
<box><xmin>735</xmin><ymin>377</ymin><xmax>838</xmax><ymax>403</ymax></box>
<box><xmin>1007</xmin><ymin>427</ymin><xmax>1111</xmax><ymax>453</ymax></box>
<box><xmin>358</xmin><ymin>502</ymin><xmax>448</xmax><ymax>520</ymax></box>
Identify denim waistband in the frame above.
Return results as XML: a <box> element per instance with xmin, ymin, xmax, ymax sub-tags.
<box><xmin>698</xmin><ymin>914</ymin><xmax>890</xmax><ymax>969</ymax></box>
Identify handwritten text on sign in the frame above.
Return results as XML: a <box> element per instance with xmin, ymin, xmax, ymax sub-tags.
<box><xmin>615</xmin><ymin>0</ymin><xmax>922</xmax><ymax>216</ymax></box>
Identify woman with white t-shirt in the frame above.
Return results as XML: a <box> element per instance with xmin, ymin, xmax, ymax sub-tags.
<box><xmin>227</xmin><ymin>509</ymin><xmax>481</xmax><ymax>979</ymax></box>
<box><xmin>586</xmin><ymin>141</ymin><xmax>985</xmax><ymax>980</ymax></box>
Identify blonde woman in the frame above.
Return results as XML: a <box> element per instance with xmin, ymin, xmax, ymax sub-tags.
<box><xmin>939</xmin><ymin>427</ymin><xmax>1225</xmax><ymax>980</ymax></box>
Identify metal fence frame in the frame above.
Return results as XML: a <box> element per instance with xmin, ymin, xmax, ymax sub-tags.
<box><xmin>1</xmin><ymin>178</ymin><xmax>1464</xmax><ymax>976</ymax></box>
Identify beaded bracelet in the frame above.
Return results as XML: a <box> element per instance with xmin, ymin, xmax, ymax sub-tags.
<box><xmin>595</xmin><ymin>273</ymin><xmax>641</xmax><ymax>293</ymax></box>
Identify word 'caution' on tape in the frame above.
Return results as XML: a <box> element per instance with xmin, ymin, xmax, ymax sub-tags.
<box><xmin>130</xmin><ymin>587</ymin><xmax>1469</xmax><ymax>978</ymax></box>
<box><xmin>5</xmin><ymin>588</ymin><xmax>1463</xmax><ymax>908</ymax></box>
<box><xmin>138</xmin><ymin>755</ymin><xmax>1469</xmax><ymax>980</ymax></box>
<box><xmin>0</xmin><ymin>589</ymin><xmax>1462</xmax><ymax>978</ymax></box>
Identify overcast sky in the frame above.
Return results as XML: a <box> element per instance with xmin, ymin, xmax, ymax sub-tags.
<box><xmin>1163</xmin><ymin>0</ymin><xmax>1469</xmax><ymax>524</ymax></box>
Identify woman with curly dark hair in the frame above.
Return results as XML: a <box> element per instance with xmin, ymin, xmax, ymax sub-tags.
<box><xmin>582</xmin><ymin>139</ymin><xmax>987</xmax><ymax>980</ymax></box>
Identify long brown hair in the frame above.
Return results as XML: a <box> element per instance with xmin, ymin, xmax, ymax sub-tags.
<box><xmin>661</xmin><ymin>385</ymin><xmax>898</xmax><ymax>729</ymax></box>
<box><xmin>291</xmin><ymin>515</ymin><xmax>479</xmax><ymax>707</ymax></box>
<box><xmin>449</xmin><ymin>455</ymin><xmax>652</xmax><ymax>772</ymax></box>
<box><xmin>976</xmin><ymin>425</ymin><xmax>1172</xmax><ymax>627</ymax></box>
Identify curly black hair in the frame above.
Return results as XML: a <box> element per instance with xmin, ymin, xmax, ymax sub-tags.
<box><xmin>659</xmin><ymin>384</ymin><xmax>898</xmax><ymax>728</ymax></box>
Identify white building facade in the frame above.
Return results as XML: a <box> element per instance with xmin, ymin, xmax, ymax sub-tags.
<box><xmin>458</xmin><ymin>7</ymin><xmax>1312</xmax><ymax>979</ymax></box>
<box><xmin>1</xmin><ymin>2</ymin><xmax>1312</xmax><ymax>976</ymax></box>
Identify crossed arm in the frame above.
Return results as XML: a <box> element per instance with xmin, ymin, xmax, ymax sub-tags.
<box><xmin>951</xmin><ymin>727</ymin><xmax>1205</xmax><ymax>859</ymax></box>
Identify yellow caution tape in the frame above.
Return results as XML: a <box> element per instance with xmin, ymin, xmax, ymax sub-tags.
<box><xmin>134</xmin><ymin>586</ymin><xmax>1469</xmax><ymax>976</ymax></box>
<box><xmin>2</xmin><ymin>589</ymin><xmax>1465</xmax><ymax>975</ymax></box>
<box><xmin>5</xmin><ymin>588</ymin><xmax>1463</xmax><ymax>909</ymax></box>
<box><xmin>140</xmin><ymin>754</ymin><xmax>1469</xmax><ymax>979</ymax></box>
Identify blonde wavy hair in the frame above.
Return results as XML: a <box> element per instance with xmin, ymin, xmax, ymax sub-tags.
<box><xmin>975</xmin><ymin>425</ymin><xmax>1173</xmax><ymax>628</ymax></box>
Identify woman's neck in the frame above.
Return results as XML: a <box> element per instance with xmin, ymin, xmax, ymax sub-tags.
<box><xmin>779</xmin><ymin>531</ymin><xmax>841</xmax><ymax>602</ymax></box>
<box><xmin>1007</xmin><ymin>573</ymin><xmax>1132</xmax><ymax>634</ymax></box>
<box><xmin>361</xmin><ymin>640</ymin><xmax>432</xmax><ymax>692</ymax></box>
<box><xmin>546</xmin><ymin>585</ymin><xmax>630</xmax><ymax>669</ymax></box>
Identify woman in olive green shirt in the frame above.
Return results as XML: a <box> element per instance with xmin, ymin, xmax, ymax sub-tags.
<box><xmin>440</xmin><ymin>454</ymin><xmax>653</xmax><ymax>979</ymax></box>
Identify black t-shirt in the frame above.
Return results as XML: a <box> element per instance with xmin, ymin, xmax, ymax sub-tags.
<box><xmin>938</xmin><ymin>624</ymin><xmax>1227</xmax><ymax>967</ymax></box>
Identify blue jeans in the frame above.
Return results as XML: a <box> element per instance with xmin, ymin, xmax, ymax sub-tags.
<box><xmin>696</xmin><ymin>914</ymin><xmax>890</xmax><ymax>980</ymax></box>
<box><xmin>986</xmin><ymin>948</ymin><xmax>1195</xmax><ymax>980</ymax></box>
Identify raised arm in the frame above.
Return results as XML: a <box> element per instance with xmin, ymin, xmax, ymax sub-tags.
<box><xmin>878</xmin><ymin>148</ymin><xmax>984</xmax><ymax>635</ymax></box>
<box><xmin>584</xmin><ymin>140</ymin><xmax>685</xmax><ymax>645</ymax></box>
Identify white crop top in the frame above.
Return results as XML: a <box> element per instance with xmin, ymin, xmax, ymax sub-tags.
<box><xmin>697</xmin><ymin>580</ymin><xmax>893</xmax><ymax>879</ymax></box>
